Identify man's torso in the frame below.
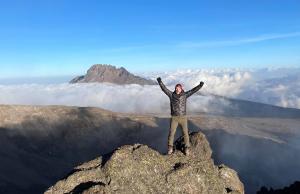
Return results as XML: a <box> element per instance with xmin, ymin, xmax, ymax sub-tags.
<box><xmin>170</xmin><ymin>92</ymin><xmax>187</xmax><ymax>116</ymax></box>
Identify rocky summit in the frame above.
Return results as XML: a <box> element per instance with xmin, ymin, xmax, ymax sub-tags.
<box><xmin>70</xmin><ymin>64</ymin><xmax>156</xmax><ymax>85</ymax></box>
<box><xmin>45</xmin><ymin>132</ymin><xmax>244</xmax><ymax>194</ymax></box>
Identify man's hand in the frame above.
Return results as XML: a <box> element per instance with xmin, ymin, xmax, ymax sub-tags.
<box><xmin>157</xmin><ymin>77</ymin><xmax>162</xmax><ymax>82</ymax></box>
<box><xmin>200</xmin><ymin>81</ymin><xmax>204</xmax><ymax>87</ymax></box>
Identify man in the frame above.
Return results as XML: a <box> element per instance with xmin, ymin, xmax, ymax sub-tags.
<box><xmin>157</xmin><ymin>77</ymin><xmax>204</xmax><ymax>156</ymax></box>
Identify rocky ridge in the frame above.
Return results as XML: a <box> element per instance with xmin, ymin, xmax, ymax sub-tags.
<box><xmin>257</xmin><ymin>181</ymin><xmax>300</xmax><ymax>194</ymax></box>
<box><xmin>45</xmin><ymin>132</ymin><xmax>244</xmax><ymax>194</ymax></box>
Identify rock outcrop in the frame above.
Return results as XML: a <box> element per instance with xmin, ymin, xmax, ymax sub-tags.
<box><xmin>70</xmin><ymin>64</ymin><xmax>156</xmax><ymax>85</ymax></box>
<box><xmin>257</xmin><ymin>181</ymin><xmax>300</xmax><ymax>194</ymax></box>
<box><xmin>45</xmin><ymin>132</ymin><xmax>244</xmax><ymax>194</ymax></box>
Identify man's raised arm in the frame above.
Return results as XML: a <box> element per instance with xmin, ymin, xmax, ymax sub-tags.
<box><xmin>186</xmin><ymin>81</ymin><xmax>204</xmax><ymax>98</ymax></box>
<box><xmin>157</xmin><ymin>77</ymin><xmax>172</xmax><ymax>98</ymax></box>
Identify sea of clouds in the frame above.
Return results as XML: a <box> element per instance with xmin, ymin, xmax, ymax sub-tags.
<box><xmin>0</xmin><ymin>67</ymin><xmax>299</xmax><ymax>114</ymax></box>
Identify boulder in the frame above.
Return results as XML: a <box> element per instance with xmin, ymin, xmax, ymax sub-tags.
<box><xmin>45</xmin><ymin>132</ymin><xmax>244</xmax><ymax>194</ymax></box>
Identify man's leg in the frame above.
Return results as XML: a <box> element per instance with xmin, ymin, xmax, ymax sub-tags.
<box><xmin>168</xmin><ymin>116</ymin><xmax>178</xmax><ymax>148</ymax></box>
<box><xmin>179</xmin><ymin>116</ymin><xmax>190</xmax><ymax>148</ymax></box>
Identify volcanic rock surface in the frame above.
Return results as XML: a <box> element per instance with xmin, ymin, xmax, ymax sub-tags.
<box><xmin>45</xmin><ymin>132</ymin><xmax>244</xmax><ymax>194</ymax></box>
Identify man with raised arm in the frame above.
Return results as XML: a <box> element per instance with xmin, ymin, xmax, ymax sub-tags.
<box><xmin>157</xmin><ymin>77</ymin><xmax>204</xmax><ymax>156</ymax></box>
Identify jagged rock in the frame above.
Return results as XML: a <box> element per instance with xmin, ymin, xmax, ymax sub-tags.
<box><xmin>218</xmin><ymin>164</ymin><xmax>244</xmax><ymax>194</ymax></box>
<box><xmin>45</xmin><ymin>132</ymin><xmax>244</xmax><ymax>194</ymax></box>
<box><xmin>70</xmin><ymin>64</ymin><xmax>156</xmax><ymax>85</ymax></box>
<box><xmin>257</xmin><ymin>181</ymin><xmax>300</xmax><ymax>194</ymax></box>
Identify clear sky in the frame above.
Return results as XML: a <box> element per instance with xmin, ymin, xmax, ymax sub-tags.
<box><xmin>0</xmin><ymin>0</ymin><xmax>300</xmax><ymax>77</ymax></box>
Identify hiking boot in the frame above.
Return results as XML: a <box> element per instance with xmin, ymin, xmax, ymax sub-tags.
<box><xmin>167</xmin><ymin>146</ymin><xmax>173</xmax><ymax>155</ymax></box>
<box><xmin>184</xmin><ymin>147</ymin><xmax>190</xmax><ymax>156</ymax></box>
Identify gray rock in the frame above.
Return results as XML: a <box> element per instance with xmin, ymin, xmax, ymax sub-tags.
<box><xmin>70</xmin><ymin>64</ymin><xmax>156</xmax><ymax>85</ymax></box>
<box><xmin>45</xmin><ymin>132</ymin><xmax>244</xmax><ymax>194</ymax></box>
<box><xmin>218</xmin><ymin>164</ymin><xmax>244</xmax><ymax>194</ymax></box>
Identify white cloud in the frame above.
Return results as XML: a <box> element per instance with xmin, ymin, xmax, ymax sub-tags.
<box><xmin>148</xmin><ymin>69</ymin><xmax>252</xmax><ymax>97</ymax></box>
<box><xmin>238</xmin><ymin>74</ymin><xmax>300</xmax><ymax>109</ymax></box>
<box><xmin>0</xmin><ymin>68</ymin><xmax>299</xmax><ymax>114</ymax></box>
<box><xmin>0</xmin><ymin>82</ymin><xmax>231</xmax><ymax>115</ymax></box>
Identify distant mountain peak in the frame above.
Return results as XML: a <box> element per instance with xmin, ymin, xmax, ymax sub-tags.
<box><xmin>70</xmin><ymin>64</ymin><xmax>156</xmax><ymax>85</ymax></box>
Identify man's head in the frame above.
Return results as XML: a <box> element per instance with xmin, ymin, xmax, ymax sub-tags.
<box><xmin>175</xmin><ymin>84</ymin><xmax>183</xmax><ymax>94</ymax></box>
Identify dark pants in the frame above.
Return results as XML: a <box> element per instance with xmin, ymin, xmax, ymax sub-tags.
<box><xmin>168</xmin><ymin>115</ymin><xmax>190</xmax><ymax>147</ymax></box>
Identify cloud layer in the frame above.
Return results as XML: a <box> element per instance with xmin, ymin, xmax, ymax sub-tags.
<box><xmin>238</xmin><ymin>74</ymin><xmax>300</xmax><ymax>109</ymax></box>
<box><xmin>0</xmin><ymin>68</ymin><xmax>299</xmax><ymax>114</ymax></box>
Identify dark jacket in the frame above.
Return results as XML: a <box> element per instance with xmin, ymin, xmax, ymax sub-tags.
<box><xmin>158</xmin><ymin>80</ymin><xmax>203</xmax><ymax>116</ymax></box>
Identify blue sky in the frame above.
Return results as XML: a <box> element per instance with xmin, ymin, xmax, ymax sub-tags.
<box><xmin>0</xmin><ymin>0</ymin><xmax>300</xmax><ymax>78</ymax></box>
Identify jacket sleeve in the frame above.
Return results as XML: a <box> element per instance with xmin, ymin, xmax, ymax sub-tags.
<box><xmin>158</xmin><ymin>80</ymin><xmax>172</xmax><ymax>98</ymax></box>
<box><xmin>185</xmin><ymin>83</ymin><xmax>203</xmax><ymax>98</ymax></box>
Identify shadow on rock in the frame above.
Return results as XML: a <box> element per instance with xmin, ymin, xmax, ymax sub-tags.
<box><xmin>45</xmin><ymin>132</ymin><xmax>244</xmax><ymax>194</ymax></box>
